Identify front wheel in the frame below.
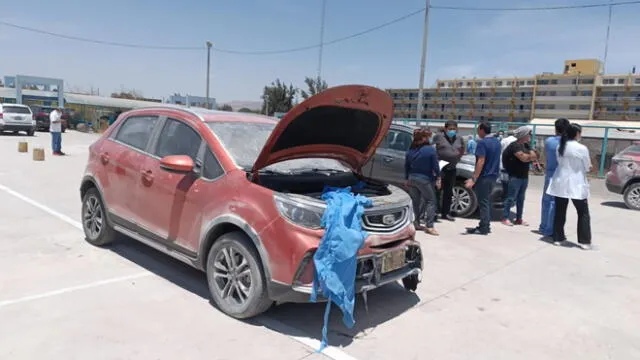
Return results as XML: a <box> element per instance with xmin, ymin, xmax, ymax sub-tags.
<box><xmin>206</xmin><ymin>232</ymin><xmax>272</xmax><ymax>319</ymax></box>
<box><xmin>623</xmin><ymin>183</ymin><xmax>640</xmax><ymax>210</ymax></box>
<box><xmin>26</xmin><ymin>130</ymin><xmax>34</xmax><ymax>136</ymax></box>
<box><xmin>402</xmin><ymin>274</ymin><xmax>420</xmax><ymax>291</ymax></box>
<box><xmin>450</xmin><ymin>182</ymin><xmax>478</xmax><ymax>218</ymax></box>
<box><xmin>81</xmin><ymin>188</ymin><xmax>117</xmax><ymax>246</ymax></box>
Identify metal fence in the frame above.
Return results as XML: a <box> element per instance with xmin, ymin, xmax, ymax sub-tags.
<box><xmin>393</xmin><ymin>118</ymin><xmax>640</xmax><ymax>178</ymax></box>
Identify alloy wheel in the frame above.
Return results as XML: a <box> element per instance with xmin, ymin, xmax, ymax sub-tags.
<box><xmin>452</xmin><ymin>187</ymin><xmax>472</xmax><ymax>214</ymax></box>
<box><xmin>628</xmin><ymin>186</ymin><xmax>640</xmax><ymax>208</ymax></box>
<box><xmin>83</xmin><ymin>195</ymin><xmax>103</xmax><ymax>240</ymax></box>
<box><xmin>212</xmin><ymin>246</ymin><xmax>253</xmax><ymax>306</ymax></box>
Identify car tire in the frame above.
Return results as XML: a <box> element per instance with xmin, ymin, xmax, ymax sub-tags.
<box><xmin>206</xmin><ymin>232</ymin><xmax>272</xmax><ymax>319</ymax></box>
<box><xmin>402</xmin><ymin>274</ymin><xmax>420</xmax><ymax>291</ymax></box>
<box><xmin>623</xmin><ymin>183</ymin><xmax>640</xmax><ymax>210</ymax></box>
<box><xmin>26</xmin><ymin>130</ymin><xmax>34</xmax><ymax>136</ymax></box>
<box><xmin>81</xmin><ymin>188</ymin><xmax>117</xmax><ymax>246</ymax></box>
<box><xmin>450</xmin><ymin>182</ymin><xmax>478</xmax><ymax>218</ymax></box>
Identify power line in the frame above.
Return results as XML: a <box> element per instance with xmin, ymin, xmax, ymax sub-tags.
<box><xmin>1</xmin><ymin>1</ymin><xmax>639</xmax><ymax>54</ymax></box>
<box><xmin>431</xmin><ymin>0</ymin><xmax>640</xmax><ymax>11</ymax></box>
<box><xmin>0</xmin><ymin>8</ymin><xmax>424</xmax><ymax>55</ymax></box>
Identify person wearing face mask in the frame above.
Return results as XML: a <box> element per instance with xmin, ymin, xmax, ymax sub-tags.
<box><xmin>501</xmin><ymin>126</ymin><xmax>538</xmax><ymax>226</ymax></box>
<box><xmin>432</xmin><ymin>120</ymin><xmax>465</xmax><ymax>221</ymax></box>
<box><xmin>405</xmin><ymin>127</ymin><xmax>441</xmax><ymax>236</ymax></box>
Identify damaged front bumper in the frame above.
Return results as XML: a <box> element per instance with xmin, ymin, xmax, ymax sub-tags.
<box><xmin>268</xmin><ymin>241</ymin><xmax>423</xmax><ymax>304</ymax></box>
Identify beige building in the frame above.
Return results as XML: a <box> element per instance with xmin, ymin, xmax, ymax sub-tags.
<box><xmin>388</xmin><ymin>59</ymin><xmax>640</xmax><ymax>122</ymax></box>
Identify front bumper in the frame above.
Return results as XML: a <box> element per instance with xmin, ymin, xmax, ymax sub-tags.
<box><xmin>269</xmin><ymin>241</ymin><xmax>423</xmax><ymax>304</ymax></box>
<box><xmin>0</xmin><ymin>123</ymin><xmax>35</xmax><ymax>132</ymax></box>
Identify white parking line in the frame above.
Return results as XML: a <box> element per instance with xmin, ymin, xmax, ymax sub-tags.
<box><xmin>0</xmin><ymin>272</ymin><xmax>152</xmax><ymax>308</ymax></box>
<box><xmin>0</xmin><ymin>183</ymin><xmax>359</xmax><ymax>360</ymax></box>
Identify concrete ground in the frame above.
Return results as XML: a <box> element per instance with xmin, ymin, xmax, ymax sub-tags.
<box><xmin>0</xmin><ymin>130</ymin><xmax>639</xmax><ymax>360</ymax></box>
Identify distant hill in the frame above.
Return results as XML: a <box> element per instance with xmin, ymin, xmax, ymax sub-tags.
<box><xmin>224</xmin><ymin>100</ymin><xmax>262</xmax><ymax>112</ymax></box>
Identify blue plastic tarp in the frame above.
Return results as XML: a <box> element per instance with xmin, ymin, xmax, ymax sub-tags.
<box><xmin>310</xmin><ymin>184</ymin><xmax>372</xmax><ymax>351</ymax></box>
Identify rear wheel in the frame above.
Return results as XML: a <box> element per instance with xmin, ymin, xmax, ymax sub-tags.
<box><xmin>450</xmin><ymin>182</ymin><xmax>478</xmax><ymax>218</ymax></box>
<box><xmin>623</xmin><ymin>183</ymin><xmax>640</xmax><ymax>210</ymax></box>
<box><xmin>81</xmin><ymin>188</ymin><xmax>117</xmax><ymax>246</ymax></box>
<box><xmin>26</xmin><ymin>130</ymin><xmax>34</xmax><ymax>136</ymax></box>
<box><xmin>206</xmin><ymin>232</ymin><xmax>272</xmax><ymax>319</ymax></box>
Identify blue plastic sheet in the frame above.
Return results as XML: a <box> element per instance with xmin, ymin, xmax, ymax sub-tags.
<box><xmin>310</xmin><ymin>183</ymin><xmax>372</xmax><ymax>351</ymax></box>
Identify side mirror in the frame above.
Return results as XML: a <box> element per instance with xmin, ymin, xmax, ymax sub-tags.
<box><xmin>159</xmin><ymin>155</ymin><xmax>194</xmax><ymax>174</ymax></box>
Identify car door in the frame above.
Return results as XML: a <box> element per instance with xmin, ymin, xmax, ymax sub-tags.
<box><xmin>103</xmin><ymin>115</ymin><xmax>159</xmax><ymax>223</ymax></box>
<box><xmin>369</xmin><ymin>128</ymin><xmax>412</xmax><ymax>186</ymax></box>
<box><xmin>135</xmin><ymin>117</ymin><xmax>206</xmax><ymax>255</ymax></box>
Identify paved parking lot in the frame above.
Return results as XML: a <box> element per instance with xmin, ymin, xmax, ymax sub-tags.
<box><xmin>1</xmin><ymin>130</ymin><xmax>639</xmax><ymax>360</ymax></box>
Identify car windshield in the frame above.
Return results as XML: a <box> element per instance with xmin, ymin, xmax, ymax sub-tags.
<box><xmin>2</xmin><ymin>106</ymin><xmax>31</xmax><ymax>114</ymax></box>
<box><xmin>207</xmin><ymin>121</ymin><xmax>349</xmax><ymax>173</ymax></box>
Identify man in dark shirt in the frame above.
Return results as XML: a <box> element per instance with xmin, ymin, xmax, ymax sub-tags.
<box><xmin>464</xmin><ymin>121</ymin><xmax>501</xmax><ymax>235</ymax></box>
<box><xmin>501</xmin><ymin>126</ymin><xmax>538</xmax><ymax>226</ymax></box>
<box><xmin>432</xmin><ymin>120</ymin><xmax>465</xmax><ymax>221</ymax></box>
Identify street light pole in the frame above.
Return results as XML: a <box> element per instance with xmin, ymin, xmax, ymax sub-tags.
<box><xmin>317</xmin><ymin>0</ymin><xmax>327</xmax><ymax>80</ymax></box>
<box><xmin>416</xmin><ymin>0</ymin><xmax>431</xmax><ymax>121</ymax></box>
<box><xmin>206</xmin><ymin>41</ymin><xmax>212</xmax><ymax>109</ymax></box>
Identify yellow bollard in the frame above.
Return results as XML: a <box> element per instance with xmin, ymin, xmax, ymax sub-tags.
<box><xmin>33</xmin><ymin>147</ymin><xmax>45</xmax><ymax>161</ymax></box>
<box><xmin>18</xmin><ymin>142</ymin><xmax>28</xmax><ymax>153</ymax></box>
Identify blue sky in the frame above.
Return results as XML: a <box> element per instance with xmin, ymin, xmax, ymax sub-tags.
<box><xmin>1</xmin><ymin>0</ymin><xmax>639</xmax><ymax>103</ymax></box>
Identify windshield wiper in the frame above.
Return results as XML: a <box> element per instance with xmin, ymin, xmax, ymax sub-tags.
<box><xmin>292</xmin><ymin>168</ymin><xmax>346</xmax><ymax>175</ymax></box>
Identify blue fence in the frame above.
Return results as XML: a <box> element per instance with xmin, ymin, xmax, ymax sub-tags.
<box><xmin>393</xmin><ymin>118</ymin><xmax>640</xmax><ymax>178</ymax></box>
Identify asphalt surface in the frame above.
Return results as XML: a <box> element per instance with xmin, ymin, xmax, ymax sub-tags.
<box><xmin>1</xmin><ymin>130</ymin><xmax>639</xmax><ymax>360</ymax></box>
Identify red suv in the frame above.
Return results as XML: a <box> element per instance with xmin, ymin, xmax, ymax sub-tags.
<box><xmin>80</xmin><ymin>85</ymin><xmax>422</xmax><ymax>318</ymax></box>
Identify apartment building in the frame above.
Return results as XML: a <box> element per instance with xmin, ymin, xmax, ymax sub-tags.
<box><xmin>388</xmin><ymin>59</ymin><xmax>640</xmax><ymax>122</ymax></box>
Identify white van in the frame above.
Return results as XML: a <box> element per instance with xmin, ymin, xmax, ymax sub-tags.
<box><xmin>0</xmin><ymin>103</ymin><xmax>36</xmax><ymax>136</ymax></box>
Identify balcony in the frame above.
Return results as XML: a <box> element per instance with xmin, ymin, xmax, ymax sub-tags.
<box><xmin>535</xmin><ymin>96</ymin><xmax>592</xmax><ymax>102</ymax></box>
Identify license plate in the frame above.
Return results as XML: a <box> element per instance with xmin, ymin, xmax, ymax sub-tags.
<box><xmin>381</xmin><ymin>248</ymin><xmax>406</xmax><ymax>274</ymax></box>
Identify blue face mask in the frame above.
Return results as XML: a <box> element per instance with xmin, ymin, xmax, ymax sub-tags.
<box><xmin>447</xmin><ymin>130</ymin><xmax>457</xmax><ymax>138</ymax></box>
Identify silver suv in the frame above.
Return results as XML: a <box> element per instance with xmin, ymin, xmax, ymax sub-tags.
<box><xmin>0</xmin><ymin>103</ymin><xmax>36</xmax><ymax>136</ymax></box>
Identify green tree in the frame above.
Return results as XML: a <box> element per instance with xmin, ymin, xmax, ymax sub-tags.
<box><xmin>261</xmin><ymin>79</ymin><xmax>297</xmax><ymax>116</ymax></box>
<box><xmin>238</xmin><ymin>107</ymin><xmax>256</xmax><ymax>113</ymax></box>
<box><xmin>300</xmin><ymin>76</ymin><xmax>328</xmax><ymax>100</ymax></box>
<box><xmin>219</xmin><ymin>104</ymin><xmax>233</xmax><ymax>111</ymax></box>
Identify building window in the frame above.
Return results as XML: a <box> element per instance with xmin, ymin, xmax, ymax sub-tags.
<box><xmin>635</xmin><ymin>78</ymin><xmax>640</xmax><ymax>84</ymax></box>
<box><xmin>466</xmin><ymin>82</ymin><xmax>472</xmax><ymax>87</ymax></box>
<box><xmin>517</xmin><ymin>81</ymin><xmax>525</xmax><ymax>86</ymax></box>
<box><xmin>580</xmin><ymin>79</ymin><xmax>595</xmax><ymax>85</ymax></box>
<box><xmin>495</xmin><ymin>81</ymin><xmax>503</xmax><ymax>86</ymax></box>
<box><xmin>538</xmin><ymin>80</ymin><xmax>549</xmax><ymax>85</ymax></box>
<box><xmin>438</xmin><ymin>82</ymin><xmax>445</xmax><ymax>87</ymax></box>
<box><xmin>507</xmin><ymin>81</ymin><xmax>513</xmax><ymax>86</ymax></box>
<box><xmin>569</xmin><ymin>105</ymin><xmax>577</xmax><ymax>110</ymax></box>
<box><xmin>475</xmin><ymin>82</ymin><xmax>482</xmax><ymax>87</ymax></box>
<box><xmin>457</xmin><ymin>82</ymin><xmax>463</xmax><ymax>87</ymax></box>
<box><xmin>618</xmin><ymin>78</ymin><xmax>625</xmax><ymax>84</ymax></box>
<box><xmin>582</xmin><ymin>91</ymin><xmax>593</xmax><ymax>96</ymax></box>
<box><xmin>526</xmin><ymin>80</ymin><xmax>534</xmax><ymax>85</ymax></box>
<box><xmin>485</xmin><ymin>81</ymin><xmax>492</xmax><ymax>86</ymax></box>
<box><xmin>579</xmin><ymin>105</ymin><xmax>591</xmax><ymax>110</ymax></box>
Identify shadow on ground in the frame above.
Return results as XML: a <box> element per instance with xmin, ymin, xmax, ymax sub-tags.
<box><xmin>109</xmin><ymin>235</ymin><xmax>420</xmax><ymax>348</ymax></box>
<box><xmin>600</xmin><ymin>201</ymin><xmax>632</xmax><ymax>210</ymax></box>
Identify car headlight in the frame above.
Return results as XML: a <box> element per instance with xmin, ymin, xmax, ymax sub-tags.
<box><xmin>274</xmin><ymin>194</ymin><xmax>324</xmax><ymax>230</ymax></box>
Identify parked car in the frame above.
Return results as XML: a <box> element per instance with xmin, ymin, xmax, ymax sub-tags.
<box><xmin>362</xmin><ymin>124</ymin><xmax>504</xmax><ymax>218</ymax></box>
<box><xmin>79</xmin><ymin>85</ymin><xmax>422</xmax><ymax>319</ymax></box>
<box><xmin>31</xmin><ymin>106</ymin><xmax>68</xmax><ymax>132</ymax></box>
<box><xmin>0</xmin><ymin>103</ymin><xmax>36</xmax><ymax>136</ymax></box>
<box><xmin>605</xmin><ymin>143</ymin><xmax>640</xmax><ymax>210</ymax></box>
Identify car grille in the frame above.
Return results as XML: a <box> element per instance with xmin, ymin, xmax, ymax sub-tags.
<box><xmin>362</xmin><ymin>207</ymin><xmax>409</xmax><ymax>233</ymax></box>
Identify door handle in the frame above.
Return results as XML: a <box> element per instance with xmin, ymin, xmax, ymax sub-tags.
<box><xmin>140</xmin><ymin>169</ymin><xmax>154</xmax><ymax>185</ymax></box>
<box><xmin>100</xmin><ymin>152</ymin><xmax>110</xmax><ymax>165</ymax></box>
<box><xmin>383</xmin><ymin>156</ymin><xmax>394</xmax><ymax>163</ymax></box>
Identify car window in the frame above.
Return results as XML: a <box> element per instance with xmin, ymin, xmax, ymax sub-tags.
<box><xmin>621</xmin><ymin>145</ymin><xmax>640</xmax><ymax>155</ymax></box>
<box><xmin>2</xmin><ymin>106</ymin><xmax>31</xmax><ymax>114</ymax></box>
<box><xmin>155</xmin><ymin>118</ymin><xmax>201</xmax><ymax>160</ymax></box>
<box><xmin>202</xmin><ymin>147</ymin><xmax>224</xmax><ymax>180</ymax></box>
<box><xmin>115</xmin><ymin>116</ymin><xmax>158</xmax><ymax>151</ymax></box>
<box><xmin>389</xmin><ymin>131</ymin><xmax>412</xmax><ymax>151</ymax></box>
<box><xmin>379</xmin><ymin>131</ymin><xmax>396</xmax><ymax>149</ymax></box>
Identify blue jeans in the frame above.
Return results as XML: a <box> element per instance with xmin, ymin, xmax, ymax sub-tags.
<box><xmin>538</xmin><ymin>173</ymin><xmax>555</xmax><ymax>236</ymax></box>
<box><xmin>503</xmin><ymin>177</ymin><xmax>529</xmax><ymax>221</ymax></box>
<box><xmin>475</xmin><ymin>176</ymin><xmax>496</xmax><ymax>233</ymax></box>
<box><xmin>51</xmin><ymin>131</ymin><xmax>62</xmax><ymax>153</ymax></box>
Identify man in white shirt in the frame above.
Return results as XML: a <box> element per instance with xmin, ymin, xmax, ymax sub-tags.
<box><xmin>49</xmin><ymin>107</ymin><xmax>65</xmax><ymax>156</ymax></box>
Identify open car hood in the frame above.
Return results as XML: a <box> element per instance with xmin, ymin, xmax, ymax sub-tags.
<box><xmin>252</xmin><ymin>85</ymin><xmax>393</xmax><ymax>173</ymax></box>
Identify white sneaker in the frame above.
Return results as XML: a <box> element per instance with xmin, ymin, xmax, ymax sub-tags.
<box><xmin>553</xmin><ymin>241</ymin><xmax>563</xmax><ymax>246</ymax></box>
<box><xmin>580</xmin><ymin>244</ymin><xmax>592</xmax><ymax>251</ymax></box>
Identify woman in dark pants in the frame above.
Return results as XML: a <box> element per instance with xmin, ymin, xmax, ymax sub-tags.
<box><xmin>546</xmin><ymin>124</ymin><xmax>592</xmax><ymax>250</ymax></box>
<box><xmin>405</xmin><ymin>127</ymin><xmax>441</xmax><ymax>236</ymax></box>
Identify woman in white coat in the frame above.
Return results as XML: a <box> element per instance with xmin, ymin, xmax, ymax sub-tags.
<box><xmin>546</xmin><ymin>124</ymin><xmax>592</xmax><ymax>250</ymax></box>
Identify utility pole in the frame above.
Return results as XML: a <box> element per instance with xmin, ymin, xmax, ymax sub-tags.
<box><xmin>206</xmin><ymin>41</ymin><xmax>212</xmax><ymax>109</ymax></box>
<box><xmin>317</xmin><ymin>0</ymin><xmax>327</xmax><ymax>80</ymax></box>
<box><xmin>416</xmin><ymin>0</ymin><xmax>431</xmax><ymax>121</ymax></box>
<box><xmin>603</xmin><ymin>0</ymin><xmax>613</xmax><ymax>73</ymax></box>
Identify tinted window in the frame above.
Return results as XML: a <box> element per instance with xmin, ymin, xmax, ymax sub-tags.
<box><xmin>115</xmin><ymin>116</ymin><xmax>158</xmax><ymax>151</ymax></box>
<box><xmin>389</xmin><ymin>131</ymin><xmax>412</xmax><ymax>151</ymax></box>
<box><xmin>202</xmin><ymin>148</ymin><xmax>224</xmax><ymax>180</ymax></box>
<box><xmin>2</xmin><ymin>106</ymin><xmax>31</xmax><ymax>114</ymax></box>
<box><xmin>155</xmin><ymin>118</ymin><xmax>201</xmax><ymax>160</ymax></box>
